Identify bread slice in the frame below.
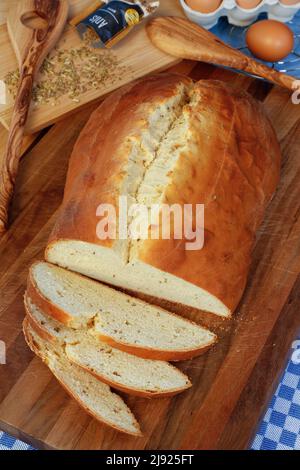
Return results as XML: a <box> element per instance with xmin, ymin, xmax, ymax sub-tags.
<box><xmin>25</xmin><ymin>296</ymin><xmax>192</xmax><ymax>397</ymax></box>
<box><xmin>22</xmin><ymin>317</ymin><xmax>142</xmax><ymax>436</ymax></box>
<box><xmin>27</xmin><ymin>261</ymin><xmax>217</xmax><ymax>361</ymax></box>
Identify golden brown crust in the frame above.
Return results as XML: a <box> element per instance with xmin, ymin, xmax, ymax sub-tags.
<box><xmin>47</xmin><ymin>74</ymin><xmax>281</xmax><ymax>314</ymax></box>
<box><xmin>27</xmin><ymin>262</ymin><xmax>72</xmax><ymax>326</ymax></box>
<box><xmin>137</xmin><ymin>79</ymin><xmax>281</xmax><ymax>312</ymax></box>
<box><xmin>23</xmin><ymin>317</ymin><xmax>49</xmax><ymax>362</ymax></box>
<box><xmin>95</xmin><ymin>332</ymin><xmax>216</xmax><ymax>362</ymax></box>
<box><xmin>24</xmin><ymin>293</ymin><xmax>59</xmax><ymax>344</ymax></box>
<box><xmin>49</xmin><ymin>74</ymin><xmax>192</xmax><ymax>245</ymax></box>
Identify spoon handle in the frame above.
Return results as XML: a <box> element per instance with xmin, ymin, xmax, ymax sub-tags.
<box><xmin>0</xmin><ymin>57</ymin><xmax>36</xmax><ymax>234</ymax></box>
<box><xmin>0</xmin><ymin>0</ymin><xmax>68</xmax><ymax>234</ymax></box>
<box><xmin>243</xmin><ymin>59</ymin><xmax>296</xmax><ymax>91</ymax></box>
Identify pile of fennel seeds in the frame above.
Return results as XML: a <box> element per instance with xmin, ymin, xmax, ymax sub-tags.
<box><xmin>4</xmin><ymin>43</ymin><xmax>128</xmax><ymax>105</ymax></box>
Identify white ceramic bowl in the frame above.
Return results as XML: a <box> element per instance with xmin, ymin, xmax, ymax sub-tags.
<box><xmin>180</xmin><ymin>0</ymin><xmax>300</xmax><ymax>28</ymax></box>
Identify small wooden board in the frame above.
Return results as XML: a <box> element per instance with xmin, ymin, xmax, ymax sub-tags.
<box><xmin>0</xmin><ymin>0</ymin><xmax>183</xmax><ymax>134</ymax></box>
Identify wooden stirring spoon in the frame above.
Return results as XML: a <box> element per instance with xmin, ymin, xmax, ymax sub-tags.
<box><xmin>0</xmin><ymin>0</ymin><xmax>68</xmax><ymax>234</ymax></box>
<box><xmin>147</xmin><ymin>16</ymin><xmax>298</xmax><ymax>91</ymax></box>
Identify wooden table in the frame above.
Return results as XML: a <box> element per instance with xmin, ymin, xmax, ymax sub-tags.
<box><xmin>0</xmin><ymin>59</ymin><xmax>300</xmax><ymax>450</ymax></box>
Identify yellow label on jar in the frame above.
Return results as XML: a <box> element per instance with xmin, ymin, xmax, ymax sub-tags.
<box><xmin>125</xmin><ymin>9</ymin><xmax>140</xmax><ymax>26</ymax></box>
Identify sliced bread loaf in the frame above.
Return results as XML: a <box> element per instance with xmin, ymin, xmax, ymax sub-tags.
<box><xmin>45</xmin><ymin>75</ymin><xmax>281</xmax><ymax>318</ymax></box>
<box><xmin>27</xmin><ymin>261</ymin><xmax>217</xmax><ymax>361</ymax></box>
<box><xmin>25</xmin><ymin>296</ymin><xmax>192</xmax><ymax>397</ymax></box>
<box><xmin>22</xmin><ymin>317</ymin><xmax>142</xmax><ymax>436</ymax></box>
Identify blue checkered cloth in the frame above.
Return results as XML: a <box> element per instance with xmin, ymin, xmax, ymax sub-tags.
<box><xmin>251</xmin><ymin>339</ymin><xmax>300</xmax><ymax>450</ymax></box>
<box><xmin>0</xmin><ymin>431</ymin><xmax>34</xmax><ymax>450</ymax></box>
<box><xmin>1</xmin><ymin>338</ymin><xmax>300</xmax><ymax>450</ymax></box>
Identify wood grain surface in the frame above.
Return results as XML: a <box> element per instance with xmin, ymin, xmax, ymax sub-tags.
<box><xmin>0</xmin><ymin>0</ymin><xmax>182</xmax><ymax>133</ymax></box>
<box><xmin>0</xmin><ymin>59</ymin><xmax>299</xmax><ymax>450</ymax></box>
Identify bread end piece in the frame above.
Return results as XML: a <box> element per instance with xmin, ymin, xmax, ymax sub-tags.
<box><xmin>22</xmin><ymin>318</ymin><xmax>142</xmax><ymax>437</ymax></box>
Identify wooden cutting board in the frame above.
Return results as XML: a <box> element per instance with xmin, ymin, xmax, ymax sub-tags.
<box><xmin>0</xmin><ymin>59</ymin><xmax>300</xmax><ymax>450</ymax></box>
<box><xmin>0</xmin><ymin>0</ymin><xmax>183</xmax><ymax>134</ymax></box>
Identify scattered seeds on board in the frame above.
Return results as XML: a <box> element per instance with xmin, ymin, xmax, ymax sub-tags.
<box><xmin>4</xmin><ymin>42</ymin><xmax>128</xmax><ymax>105</ymax></box>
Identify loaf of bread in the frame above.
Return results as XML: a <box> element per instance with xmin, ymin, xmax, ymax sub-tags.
<box><xmin>27</xmin><ymin>261</ymin><xmax>216</xmax><ymax>360</ymax></box>
<box><xmin>23</xmin><ymin>318</ymin><xmax>142</xmax><ymax>436</ymax></box>
<box><xmin>25</xmin><ymin>296</ymin><xmax>192</xmax><ymax>397</ymax></box>
<box><xmin>46</xmin><ymin>74</ymin><xmax>281</xmax><ymax>317</ymax></box>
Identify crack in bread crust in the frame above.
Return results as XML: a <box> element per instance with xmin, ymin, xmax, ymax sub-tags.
<box><xmin>122</xmin><ymin>83</ymin><xmax>192</xmax><ymax>264</ymax></box>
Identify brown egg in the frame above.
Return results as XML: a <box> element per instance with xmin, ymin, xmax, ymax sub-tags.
<box><xmin>185</xmin><ymin>0</ymin><xmax>222</xmax><ymax>14</ymax></box>
<box><xmin>237</xmin><ymin>0</ymin><xmax>262</xmax><ymax>8</ymax></box>
<box><xmin>280</xmin><ymin>1</ymin><xmax>300</xmax><ymax>5</ymax></box>
<box><xmin>246</xmin><ymin>20</ymin><xmax>294</xmax><ymax>62</ymax></box>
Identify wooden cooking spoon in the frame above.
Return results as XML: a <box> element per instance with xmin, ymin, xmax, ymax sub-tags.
<box><xmin>147</xmin><ymin>16</ymin><xmax>298</xmax><ymax>91</ymax></box>
<box><xmin>0</xmin><ymin>0</ymin><xmax>68</xmax><ymax>234</ymax></box>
